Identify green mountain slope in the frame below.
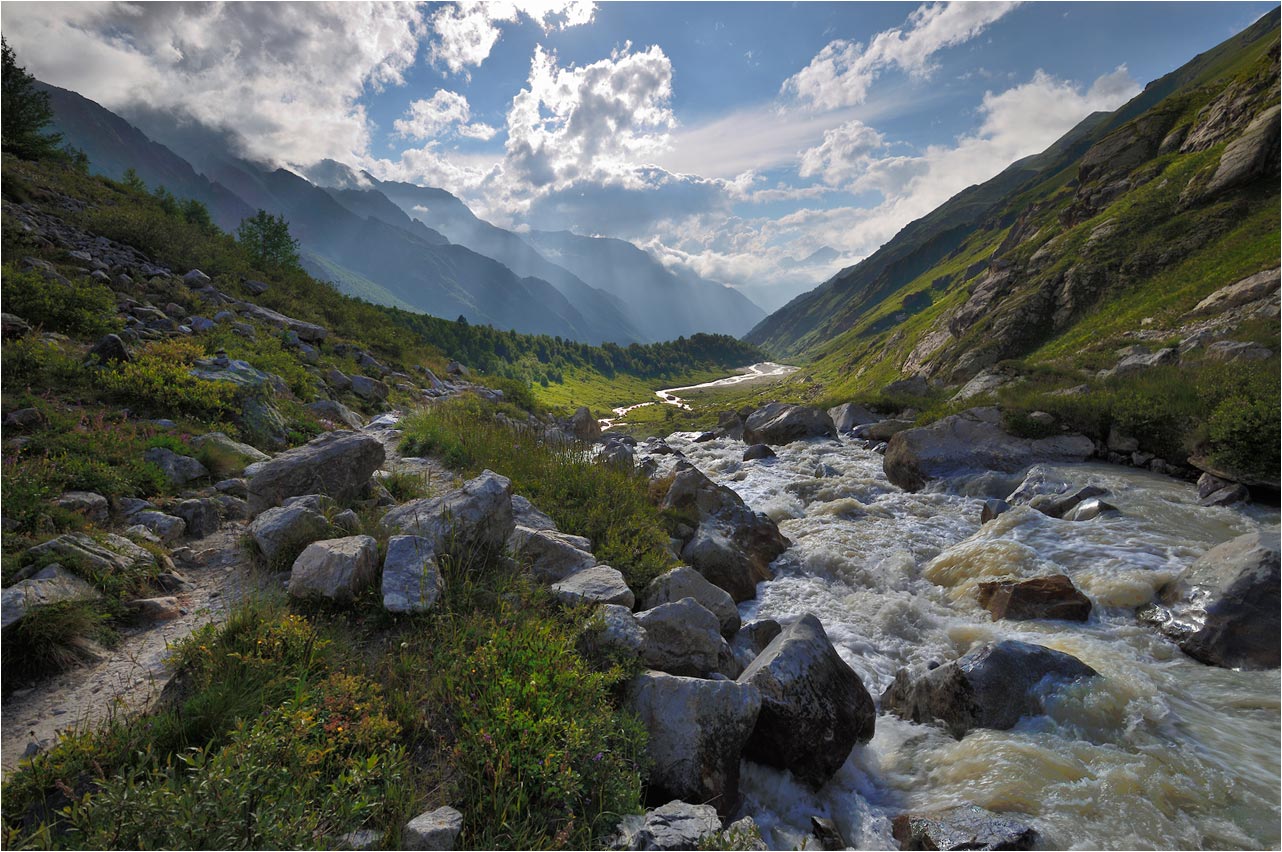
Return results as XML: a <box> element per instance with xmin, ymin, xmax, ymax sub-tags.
<box><xmin>749</xmin><ymin>9</ymin><xmax>1280</xmax><ymax>393</ymax></box>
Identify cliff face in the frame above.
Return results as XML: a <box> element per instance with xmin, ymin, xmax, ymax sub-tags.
<box><xmin>748</xmin><ymin>11</ymin><xmax>1280</xmax><ymax>395</ymax></box>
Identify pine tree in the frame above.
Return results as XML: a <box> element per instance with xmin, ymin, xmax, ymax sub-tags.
<box><xmin>236</xmin><ymin>210</ymin><xmax>301</xmax><ymax>271</ymax></box>
<box><xmin>1</xmin><ymin>37</ymin><xmax>63</xmax><ymax>160</ymax></box>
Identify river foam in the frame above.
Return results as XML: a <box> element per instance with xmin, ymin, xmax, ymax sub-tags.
<box><xmin>663</xmin><ymin>429</ymin><xmax>1281</xmax><ymax>850</ymax></box>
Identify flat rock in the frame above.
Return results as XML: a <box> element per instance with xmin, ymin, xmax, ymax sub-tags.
<box><xmin>551</xmin><ymin>565</ymin><xmax>635</xmax><ymax>608</ymax></box>
<box><xmin>2</xmin><ymin>565</ymin><xmax>101</xmax><ymax>632</ymax></box>
<box><xmin>977</xmin><ymin>575</ymin><xmax>1092</xmax><ymax>622</ymax></box>
<box><xmin>628</xmin><ymin>671</ymin><xmax>761</xmax><ymax>816</ymax></box>
<box><xmin>737</xmin><ymin>613</ymin><xmax>875</xmax><ymax>788</ymax></box>
<box><xmin>882</xmin><ymin>639</ymin><xmax>1098</xmax><ymax>738</ymax></box>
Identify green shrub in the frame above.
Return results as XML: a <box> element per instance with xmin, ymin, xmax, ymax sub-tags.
<box><xmin>0</xmin><ymin>266</ymin><xmax>120</xmax><ymax>338</ymax></box>
<box><xmin>1</xmin><ymin>600</ymin><xmax>114</xmax><ymax>685</ymax></box>
<box><xmin>100</xmin><ymin>339</ymin><xmax>238</xmax><ymax>421</ymax></box>
<box><xmin>401</xmin><ymin>398</ymin><xmax>676</xmax><ymax>591</ymax></box>
<box><xmin>0</xmin><ymin>336</ymin><xmax>89</xmax><ymax>392</ymax></box>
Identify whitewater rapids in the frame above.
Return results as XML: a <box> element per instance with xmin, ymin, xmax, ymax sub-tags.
<box><xmin>661</xmin><ymin>429</ymin><xmax>1281</xmax><ymax>850</ymax></box>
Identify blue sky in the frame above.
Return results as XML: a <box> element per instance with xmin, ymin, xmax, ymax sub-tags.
<box><xmin>5</xmin><ymin>1</ymin><xmax>1276</xmax><ymax>309</ymax></box>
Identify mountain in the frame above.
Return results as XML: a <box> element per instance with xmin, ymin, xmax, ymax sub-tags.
<box><xmin>526</xmin><ymin>229</ymin><xmax>767</xmax><ymax>341</ymax></box>
<box><xmin>40</xmin><ymin>90</ymin><xmax>614</xmax><ymax>343</ymax></box>
<box><xmin>747</xmin><ymin>9</ymin><xmax>1280</xmax><ymax>395</ymax></box>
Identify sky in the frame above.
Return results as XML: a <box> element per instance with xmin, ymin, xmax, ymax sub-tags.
<box><xmin>3</xmin><ymin>1</ymin><xmax>1276</xmax><ymax>310</ymax></box>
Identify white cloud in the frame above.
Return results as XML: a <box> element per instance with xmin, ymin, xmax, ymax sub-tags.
<box><xmin>2</xmin><ymin>1</ymin><xmax>424</xmax><ymax>167</ymax></box>
<box><xmin>427</xmin><ymin>0</ymin><xmax>596</xmax><ymax>76</ymax></box>
<box><xmin>797</xmin><ymin>119</ymin><xmax>886</xmax><ymax>185</ymax></box>
<box><xmin>783</xmin><ymin>1</ymin><xmax>1020</xmax><ymax>110</ymax></box>
<box><xmin>394</xmin><ymin>89</ymin><xmax>497</xmax><ymax>141</ymax></box>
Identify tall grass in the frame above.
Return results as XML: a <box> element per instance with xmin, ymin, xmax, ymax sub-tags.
<box><xmin>400</xmin><ymin>397</ymin><xmax>676</xmax><ymax>591</ymax></box>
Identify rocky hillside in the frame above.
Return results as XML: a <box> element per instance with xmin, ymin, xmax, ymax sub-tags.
<box><xmin>748</xmin><ymin>10</ymin><xmax>1279</xmax><ymax>391</ymax></box>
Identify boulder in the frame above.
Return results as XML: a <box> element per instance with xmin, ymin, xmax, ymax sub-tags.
<box><xmin>643</xmin><ymin>566</ymin><xmax>740</xmax><ymax>637</ymax></box>
<box><xmin>551</xmin><ymin>565</ymin><xmax>635</xmax><ymax>608</ymax></box>
<box><xmin>248</xmin><ymin>504</ymin><xmax>333</xmax><ymax>565</ymax></box>
<box><xmin>628</xmin><ymin>671</ymin><xmax>761</xmax><ymax>816</ymax></box>
<box><xmin>511</xmin><ymin>495</ymin><xmax>557</xmax><ymax>531</ymax></box>
<box><xmin>182</xmin><ymin>269</ymin><xmax>212</xmax><ymax>287</ymax></box>
<box><xmin>827</xmin><ymin>402</ymin><xmax>879</xmax><ymax>433</ymax></box>
<box><xmin>1200</xmin><ymin>484</ymin><xmax>1250</xmax><ymax>507</ymax></box>
<box><xmin>636</xmin><ymin>597</ymin><xmax>732</xmax><ymax>677</ymax></box>
<box><xmin>234</xmin><ymin>301</ymin><xmax>328</xmax><ymax>342</ymax></box>
<box><xmin>1205</xmin><ymin>340</ymin><xmax>1273</xmax><ymax>363</ymax></box>
<box><xmin>611</xmin><ymin>801</ymin><xmax>722</xmax><ymax>851</ymax></box>
<box><xmin>87</xmin><ymin>333</ymin><xmax>131</xmax><ymax>364</ymax></box>
<box><xmin>731</xmin><ymin>619</ymin><xmax>782</xmax><ymax>670</ymax></box>
<box><xmin>403</xmin><ymin>806</ymin><xmax>464</xmax><ymax>851</ymax></box>
<box><xmin>382</xmin><ymin>470</ymin><xmax>514</xmax><ymax>559</ymax></box>
<box><xmin>289</xmin><ymin>535</ymin><xmax>379</xmax><ymax>603</ymax></box>
<box><xmin>951</xmin><ymin>367</ymin><xmax>1016</xmax><ymax>402</ymax></box>
<box><xmin>143</xmin><ymin>447</ymin><xmax>210</xmax><ymax>488</ymax></box>
<box><xmin>892</xmin><ymin>804</ymin><xmax>1037</xmax><ymax>851</ymax></box>
<box><xmin>742</xmin><ymin>403</ymin><xmax>836</xmax><ymax>446</ymax></box>
<box><xmin>599</xmin><ymin>442</ymin><xmax>635</xmax><ymax>469</ymax></box>
<box><xmin>882</xmin><ymin>639</ymin><xmax>1099</xmax><ymax>738</ymax></box>
<box><xmin>1</xmin><ymin>313</ymin><xmax>31</xmax><ymax>338</ymax></box>
<box><xmin>308</xmin><ymin>399</ymin><xmax>365</xmax><ymax>430</ymax></box>
<box><xmin>382</xmin><ymin>535</ymin><xmax>442</xmax><ymax>614</ymax></box>
<box><xmin>3</xmin><ymin>407</ymin><xmax>43</xmax><ymax>430</ymax></box>
<box><xmin>350</xmin><ymin>374</ymin><xmax>389</xmax><ymax>402</ymax></box>
<box><xmin>1029</xmin><ymin>485</ymin><xmax>1109</xmax><ymax>519</ymax></box>
<box><xmin>1138</xmin><ymin>531</ymin><xmax>1279</xmax><ymax>669</ymax></box>
<box><xmin>882</xmin><ymin>375</ymin><xmax>932</xmax><ymax>398</ymax></box>
<box><xmin>737</xmin><ymin>613</ymin><xmax>875</xmax><ymax>788</ymax></box>
<box><xmin>191</xmin><ymin>432</ymin><xmax>270</xmax><ymax>477</ymax></box>
<box><xmin>127</xmin><ymin>596</ymin><xmax>182</xmax><ymax>622</ymax></box>
<box><xmin>1196</xmin><ymin>472</ymin><xmax>1234</xmax><ymax>500</ymax></box>
<box><xmin>509</xmin><ymin>526</ymin><xmax>596</xmax><ymax>582</ymax></box>
<box><xmin>1062</xmin><ymin>498</ymin><xmax>1118</xmax><ymax>521</ymax></box>
<box><xmin>662</xmin><ymin>463</ymin><xmax>788</xmax><ymax>602</ymax></box>
<box><xmin>2</xmin><ymin>565</ymin><xmax>101</xmax><ymax>632</ymax></box>
<box><xmin>980</xmin><ymin>498</ymin><xmax>1010</xmax><ymax>524</ymax></box>
<box><xmin>742</xmin><ymin>443</ymin><xmax>776</xmax><ymax>462</ymax></box>
<box><xmin>860</xmin><ymin>419</ymin><xmax>915</xmax><ymax>442</ymax></box>
<box><xmin>247</xmin><ymin>431</ymin><xmax>385</xmax><ymax>514</ymax></box>
<box><xmin>1192</xmin><ymin>267</ymin><xmax>1280</xmax><ymax>315</ymax></box>
<box><xmin>174</xmin><ymin>498</ymin><xmax>222</xmax><ymax>539</ymax></box>
<box><xmin>884</xmin><ymin>408</ymin><xmax>1094</xmax><ymax>492</ymax></box>
<box><xmin>1104</xmin><ymin>347</ymin><xmax>1178</xmax><ymax>379</ymax></box>
<box><xmin>132</xmin><ymin>510</ymin><xmax>187</xmax><ymax>544</ymax></box>
<box><xmin>325</xmin><ymin>368</ymin><xmax>353</xmax><ymax>391</ymax></box>
<box><xmin>581</xmin><ymin>603</ymin><xmax>647</xmax><ymax>660</ymax></box>
<box><xmin>976</xmin><ymin>575</ymin><xmax>1092</xmax><ymax>622</ymax></box>
<box><xmin>25</xmin><ymin>533</ymin><xmax>158</xmax><ymax>580</ymax></box>
<box><xmin>570</xmin><ymin>406</ymin><xmax>601</xmax><ymax>440</ymax></box>
<box><xmin>54</xmin><ymin>491</ymin><xmax>109</xmax><ymax>524</ymax></box>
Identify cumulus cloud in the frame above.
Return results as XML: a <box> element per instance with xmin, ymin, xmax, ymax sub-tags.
<box><xmin>783</xmin><ymin>1</ymin><xmax>1020</xmax><ymax>110</ymax></box>
<box><xmin>2</xmin><ymin>1</ymin><xmax>424</xmax><ymax>166</ymax></box>
<box><xmin>394</xmin><ymin>89</ymin><xmax>497</xmax><ymax>141</ymax></box>
<box><xmin>427</xmin><ymin>0</ymin><xmax>596</xmax><ymax>76</ymax></box>
<box><xmin>797</xmin><ymin>119</ymin><xmax>886</xmax><ymax>185</ymax></box>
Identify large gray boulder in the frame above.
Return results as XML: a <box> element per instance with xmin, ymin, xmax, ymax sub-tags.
<box><xmin>1138</xmin><ymin>531</ymin><xmax>1280</xmax><ymax>669</ymax></box>
<box><xmin>827</xmin><ymin>402</ymin><xmax>879</xmax><ymax>433</ymax></box>
<box><xmin>2</xmin><ymin>565</ymin><xmax>101</xmax><ymax>632</ymax></box>
<box><xmin>643</xmin><ymin>566</ymin><xmax>740</xmax><ymax>637</ymax></box>
<box><xmin>54</xmin><ymin>491</ymin><xmax>109</xmax><ymax>524</ymax></box>
<box><xmin>247</xmin><ymin>431</ymin><xmax>384</xmax><ymax>514</ymax></box>
<box><xmin>580</xmin><ymin>604</ymin><xmax>647</xmax><ymax>660</ymax></box>
<box><xmin>350</xmin><ymin>374</ymin><xmax>389</xmax><ymax>403</ymax></box>
<box><xmin>569</xmin><ymin>406</ymin><xmax>601</xmax><ymax>440</ymax></box>
<box><xmin>509</xmin><ymin>526</ymin><xmax>596</xmax><ymax>582</ymax></box>
<box><xmin>131</xmin><ymin>510</ymin><xmax>186</xmax><ymax>544</ymax></box>
<box><xmin>248</xmin><ymin>504</ymin><xmax>333</xmax><ymax>565</ymax></box>
<box><xmin>143</xmin><ymin>447</ymin><xmax>209</xmax><ymax>487</ymax></box>
<box><xmin>382</xmin><ymin>535</ymin><xmax>442</xmax><ymax>614</ymax></box>
<box><xmin>308</xmin><ymin>399</ymin><xmax>365</xmax><ymax>430</ymax></box>
<box><xmin>737</xmin><ymin>614</ymin><xmax>875</xmax><ymax>788</ymax></box>
<box><xmin>742</xmin><ymin>403</ymin><xmax>836</xmax><ymax>446</ymax></box>
<box><xmin>551</xmin><ymin>565</ymin><xmax>635</xmax><ymax>608</ymax></box>
<box><xmin>882</xmin><ymin>639</ymin><xmax>1098</xmax><ymax>738</ymax></box>
<box><xmin>24</xmin><ymin>533</ymin><xmax>158</xmax><ymax>579</ymax></box>
<box><xmin>402</xmin><ymin>806</ymin><xmax>463</xmax><ymax>851</ymax></box>
<box><xmin>892</xmin><ymin>804</ymin><xmax>1037</xmax><ymax>851</ymax></box>
<box><xmin>883</xmin><ymin>408</ymin><xmax>1094</xmax><ymax>492</ymax></box>
<box><xmin>289</xmin><ymin>535</ymin><xmax>379</xmax><ymax>603</ymax></box>
<box><xmin>662</xmin><ymin>462</ymin><xmax>788</xmax><ymax>602</ymax></box>
<box><xmin>175</xmin><ymin>498</ymin><xmax>222</xmax><ymax>539</ymax></box>
<box><xmin>628</xmin><ymin>671</ymin><xmax>761</xmax><ymax>816</ymax></box>
<box><xmin>191</xmin><ymin>432</ymin><xmax>270</xmax><ymax>477</ymax></box>
<box><xmin>382</xmin><ymin>470</ymin><xmax>513</xmax><ymax>558</ymax></box>
<box><xmin>977</xmin><ymin>575</ymin><xmax>1092</xmax><ymax>622</ymax></box>
<box><xmin>611</xmin><ymin>801</ymin><xmax>723</xmax><ymax>851</ymax></box>
<box><xmin>636</xmin><ymin>597</ymin><xmax>733</xmax><ymax>677</ymax></box>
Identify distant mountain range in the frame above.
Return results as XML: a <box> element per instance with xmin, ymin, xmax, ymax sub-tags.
<box><xmin>38</xmin><ymin>83</ymin><xmax>764</xmax><ymax>346</ymax></box>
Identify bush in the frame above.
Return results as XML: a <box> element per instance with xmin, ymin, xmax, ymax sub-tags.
<box><xmin>0</xmin><ymin>266</ymin><xmax>120</xmax><ymax>338</ymax></box>
<box><xmin>100</xmin><ymin>339</ymin><xmax>238</xmax><ymax>421</ymax></box>
<box><xmin>1</xmin><ymin>600</ymin><xmax>114</xmax><ymax>685</ymax></box>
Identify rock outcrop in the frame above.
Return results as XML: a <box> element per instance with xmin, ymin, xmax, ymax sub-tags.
<box><xmin>247</xmin><ymin>431</ymin><xmax>384</xmax><ymax>514</ymax></box>
<box><xmin>628</xmin><ymin>671</ymin><xmax>761</xmax><ymax>816</ymax></box>
<box><xmin>1138</xmin><ymin>531</ymin><xmax>1280</xmax><ymax>669</ymax></box>
<box><xmin>884</xmin><ymin>408</ymin><xmax>1094</xmax><ymax>492</ymax></box>
<box><xmin>882</xmin><ymin>639</ymin><xmax>1099</xmax><ymax>738</ymax></box>
<box><xmin>737</xmin><ymin>613</ymin><xmax>875</xmax><ymax>788</ymax></box>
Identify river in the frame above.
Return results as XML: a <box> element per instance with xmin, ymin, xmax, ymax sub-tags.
<box><xmin>599</xmin><ymin>362</ymin><xmax>798</xmax><ymax>430</ymax></box>
<box><xmin>653</xmin><ymin>421</ymin><xmax>1280</xmax><ymax>850</ymax></box>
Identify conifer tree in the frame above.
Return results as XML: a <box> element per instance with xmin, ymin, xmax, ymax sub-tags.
<box><xmin>1</xmin><ymin>37</ymin><xmax>63</xmax><ymax>160</ymax></box>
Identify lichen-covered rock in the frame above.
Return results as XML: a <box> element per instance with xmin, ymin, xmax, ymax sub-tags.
<box><xmin>737</xmin><ymin>613</ymin><xmax>875</xmax><ymax>788</ymax></box>
<box><xmin>611</xmin><ymin>800</ymin><xmax>723</xmax><ymax>850</ymax></box>
<box><xmin>247</xmin><ymin>431</ymin><xmax>385</xmax><ymax>514</ymax></box>
<box><xmin>628</xmin><ymin>671</ymin><xmax>761</xmax><ymax>816</ymax></box>
<box><xmin>1138</xmin><ymin>531</ymin><xmax>1280</xmax><ymax>669</ymax></box>
<box><xmin>382</xmin><ymin>535</ymin><xmax>442</xmax><ymax>614</ymax></box>
<box><xmin>403</xmin><ymin>806</ymin><xmax>463</xmax><ymax>851</ymax></box>
<box><xmin>383</xmin><ymin>470</ymin><xmax>514</xmax><ymax>559</ymax></box>
<box><xmin>289</xmin><ymin>536</ymin><xmax>379</xmax><ymax>603</ymax></box>
<box><xmin>882</xmin><ymin>639</ymin><xmax>1098</xmax><ymax>738</ymax></box>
